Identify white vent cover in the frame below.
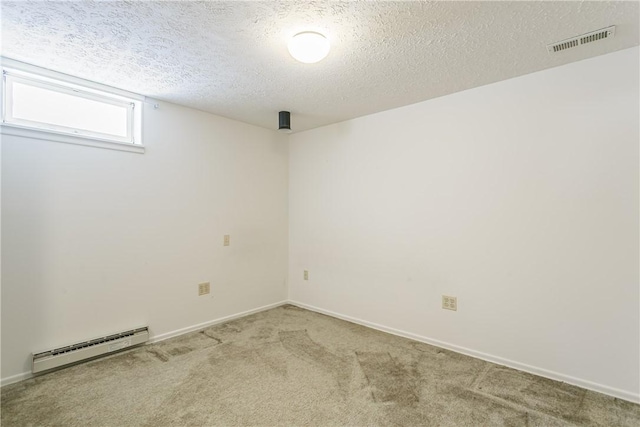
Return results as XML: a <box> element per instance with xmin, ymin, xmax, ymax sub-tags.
<box><xmin>547</xmin><ymin>26</ymin><xmax>616</xmax><ymax>53</ymax></box>
<box><xmin>32</xmin><ymin>326</ymin><xmax>149</xmax><ymax>373</ymax></box>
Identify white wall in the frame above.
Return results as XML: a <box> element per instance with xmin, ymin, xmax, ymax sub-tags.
<box><xmin>2</xmin><ymin>47</ymin><xmax>638</xmax><ymax>402</ymax></box>
<box><xmin>1</xmin><ymin>102</ymin><xmax>289</xmax><ymax>381</ymax></box>
<box><xmin>289</xmin><ymin>47</ymin><xmax>639</xmax><ymax>400</ymax></box>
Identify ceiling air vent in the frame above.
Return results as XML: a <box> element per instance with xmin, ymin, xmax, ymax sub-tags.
<box><xmin>547</xmin><ymin>26</ymin><xmax>616</xmax><ymax>53</ymax></box>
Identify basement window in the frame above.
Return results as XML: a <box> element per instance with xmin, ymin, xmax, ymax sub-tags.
<box><xmin>1</xmin><ymin>62</ymin><xmax>143</xmax><ymax>152</ymax></box>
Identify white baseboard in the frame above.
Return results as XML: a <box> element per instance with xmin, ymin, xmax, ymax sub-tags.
<box><xmin>148</xmin><ymin>300</ymin><xmax>287</xmax><ymax>344</ymax></box>
<box><xmin>1</xmin><ymin>371</ymin><xmax>33</xmax><ymax>387</ymax></box>
<box><xmin>1</xmin><ymin>300</ymin><xmax>288</xmax><ymax>388</ymax></box>
<box><xmin>288</xmin><ymin>300</ymin><xmax>640</xmax><ymax>404</ymax></box>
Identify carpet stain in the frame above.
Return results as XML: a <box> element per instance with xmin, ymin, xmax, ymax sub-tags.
<box><xmin>200</xmin><ymin>329</ymin><xmax>223</xmax><ymax>342</ymax></box>
<box><xmin>151</xmin><ymin>329</ymin><xmax>223</xmax><ymax>361</ymax></box>
<box><xmin>147</xmin><ymin>343</ymin><xmax>292</xmax><ymax>426</ymax></box>
<box><xmin>89</xmin><ymin>346</ymin><xmax>167</xmax><ymax>369</ymax></box>
<box><xmin>166</xmin><ymin>346</ymin><xmax>194</xmax><ymax>357</ymax></box>
<box><xmin>438</xmin><ymin>386</ymin><xmax>542</xmax><ymax>426</ymax></box>
<box><xmin>278</xmin><ymin>330</ymin><xmax>341</xmax><ymax>369</ymax></box>
<box><xmin>203</xmin><ymin>323</ymin><xmax>241</xmax><ymax>335</ymax></box>
<box><xmin>475</xmin><ymin>366</ymin><xmax>588</xmax><ymax>423</ymax></box>
<box><xmin>251</xmin><ymin>326</ymin><xmax>275</xmax><ymax>341</ymax></box>
<box><xmin>408</xmin><ymin>344</ymin><xmax>489</xmax><ymax>395</ymax></box>
<box><xmin>279</xmin><ymin>329</ymin><xmax>351</xmax><ymax>395</ymax></box>
<box><xmin>146</xmin><ymin>348</ymin><xmax>170</xmax><ymax>362</ymax></box>
<box><xmin>2</xmin><ymin>305</ymin><xmax>639</xmax><ymax>427</ymax></box>
<box><xmin>206</xmin><ymin>342</ymin><xmax>288</xmax><ymax>378</ymax></box>
<box><xmin>356</xmin><ymin>351</ymin><xmax>419</xmax><ymax>407</ymax></box>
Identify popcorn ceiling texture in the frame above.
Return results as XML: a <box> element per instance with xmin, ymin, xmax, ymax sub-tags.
<box><xmin>1</xmin><ymin>1</ymin><xmax>638</xmax><ymax>132</ymax></box>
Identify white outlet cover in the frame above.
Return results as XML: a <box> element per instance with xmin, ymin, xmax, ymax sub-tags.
<box><xmin>442</xmin><ymin>295</ymin><xmax>457</xmax><ymax>311</ymax></box>
<box><xmin>199</xmin><ymin>282</ymin><xmax>211</xmax><ymax>296</ymax></box>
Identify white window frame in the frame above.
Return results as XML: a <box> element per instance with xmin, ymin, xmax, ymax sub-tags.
<box><xmin>0</xmin><ymin>58</ymin><xmax>145</xmax><ymax>153</ymax></box>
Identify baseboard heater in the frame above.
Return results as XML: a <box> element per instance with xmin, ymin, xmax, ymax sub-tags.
<box><xmin>32</xmin><ymin>326</ymin><xmax>149</xmax><ymax>374</ymax></box>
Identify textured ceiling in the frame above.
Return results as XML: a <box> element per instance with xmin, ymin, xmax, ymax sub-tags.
<box><xmin>1</xmin><ymin>1</ymin><xmax>638</xmax><ymax>133</ymax></box>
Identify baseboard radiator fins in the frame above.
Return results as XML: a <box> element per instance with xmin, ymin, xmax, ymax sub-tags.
<box><xmin>32</xmin><ymin>327</ymin><xmax>149</xmax><ymax>374</ymax></box>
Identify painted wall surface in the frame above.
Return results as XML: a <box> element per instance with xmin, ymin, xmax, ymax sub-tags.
<box><xmin>1</xmin><ymin>102</ymin><xmax>289</xmax><ymax>380</ymax></box>
<box><xmin>289</xmin><ymin>48</ymin><xmax>639</xmax><ymax>397</ymax></box>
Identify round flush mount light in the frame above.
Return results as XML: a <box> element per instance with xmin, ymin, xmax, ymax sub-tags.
<box><xmin>288</xmin><ymin>31</ymin><xmax>330</xmax><ymax>64</ymax></box>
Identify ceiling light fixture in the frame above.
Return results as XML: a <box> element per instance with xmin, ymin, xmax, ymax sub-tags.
<box><xmin>288</xmin><ymin>32</ymin><xmax>330</xmax><ymax>64</ymax></box>
<box><xmin>278</xmin><ymin>111</ymin><xmax>292</xmax><ymax>133</ymax></box>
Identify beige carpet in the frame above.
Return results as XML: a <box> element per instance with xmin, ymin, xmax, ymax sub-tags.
<box><xmin>2</xmin><ymin>305</ymin><xmax>639</xmax><ymax>426</ymax></box>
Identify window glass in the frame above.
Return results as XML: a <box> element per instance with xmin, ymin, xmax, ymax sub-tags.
<box><xmin>2</xmin><ymin>68</ymin><xmax>141</xmax><ymax>146</ymax></box>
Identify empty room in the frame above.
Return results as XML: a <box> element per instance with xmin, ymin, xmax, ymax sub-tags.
<box><xmin>1</xmin><ymin>1</ymin><xmax>639</xmax><ymax>426</ymax></box>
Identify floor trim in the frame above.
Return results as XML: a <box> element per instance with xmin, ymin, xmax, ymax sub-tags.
<box><xmin>0</xmin><ymin>372</ymin><xmax>33</xmax><ymax>388</ymax></box>
<box><xmin>288</xmin><ymin>300</ymin><xmax>640</xmax><ymax>404</ymax></box>
<box><xmin>1</xmin><ymin>300</ymin><xmax>288</xmax><ymax>388</ymax></box>
<box><xmin>148</xmin><ymin>300</ymin><xmax>287</xmax><ymax>344</ymax></box>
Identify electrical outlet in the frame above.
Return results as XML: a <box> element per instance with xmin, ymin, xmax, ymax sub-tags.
<box><xmin>442</xmin><ymin>295</ymin><xmax>457</xmax><ymax>311</ymax></box>
<box><xmin>198</xmin><ymin>282</ymin><xmax>210</xmax><ymax>296</ymax></box>
<box><xmin>223</xmin><ymin>235</ymin><xmax>230</xmax><ymax>246</ymax></box>
<box><xmin>303</xmin><ymin>270</ymin><xmax>309</xmax><ymax>280</ymax></box>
